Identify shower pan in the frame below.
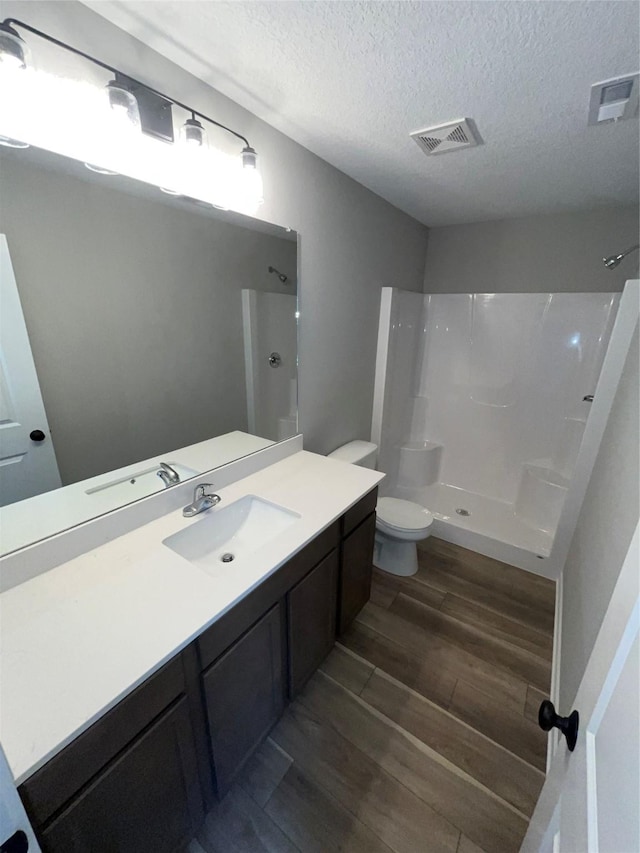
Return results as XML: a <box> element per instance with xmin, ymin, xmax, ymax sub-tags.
<box><xmin>372</xmin><ymin>288</ymin><xmax>621</xmax><ymax>572</ymax></box>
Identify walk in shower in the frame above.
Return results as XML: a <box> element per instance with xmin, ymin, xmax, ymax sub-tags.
<box><xmin>372</xmin><ymin>288</ymin><xmax>620</xmax><ymax>570</ymax></box>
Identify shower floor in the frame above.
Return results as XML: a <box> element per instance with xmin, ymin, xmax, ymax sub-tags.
<box><xmin>394</xmin><ymin>482</ymin><xmax>554</xmax><ymax>569</ymax></box>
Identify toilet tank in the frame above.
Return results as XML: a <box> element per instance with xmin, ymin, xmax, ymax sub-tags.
<box><xmin>328</xmin><ymin>440</ymin><xmax>378</xmax><ymax>469</ymax></box>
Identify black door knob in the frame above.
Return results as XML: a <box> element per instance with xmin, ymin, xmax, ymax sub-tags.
<box><xmin>539</xmin><ymin>699</ymin><xmax>579</xmax><ymax>751</ymax></box>
<box><xmin>0</xmin><ymin>830</ymin><xmax>29</xmax><ymax>852</ymax></box>
<box><xmin>29</xmin><ymin>430</ymin><xmax>45</xmax><ymax>442</ymax></box>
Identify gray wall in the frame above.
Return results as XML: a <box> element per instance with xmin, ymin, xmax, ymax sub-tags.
<box><xmin>424</xmin><ymin>206</ymin><xmax>639</xmax><ymax>293</ymax></box>
<box><xmin>1</xmin><ymin>0</ymin><xmax>429</xmax><ymax>457</ymax></box>
<box><xmin>560</xmin><ymin>323</ymin><xmax>639</xmax><ymax>710</ymax></box>
<box><xmin>0</xmin><ymin>152</ymin><xmax>296</xmax><ymax>484</ymax></box>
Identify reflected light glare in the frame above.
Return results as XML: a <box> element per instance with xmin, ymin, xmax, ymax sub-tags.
<box><xmin>0</xmin><ymin>53</ymin><xmax>23</xmax><ymax>71</ymax></box>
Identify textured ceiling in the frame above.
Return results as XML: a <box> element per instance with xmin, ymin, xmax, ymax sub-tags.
<box><xmin>87</xmin><ymin>1</ymin><xmax>639</xmax><ymax>226</ymax></box>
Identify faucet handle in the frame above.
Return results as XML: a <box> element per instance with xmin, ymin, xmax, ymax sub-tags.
<box><xmin>195</xmin><ymin>483</ymin><xmax>215</xmax><ymax>498</ymax></box>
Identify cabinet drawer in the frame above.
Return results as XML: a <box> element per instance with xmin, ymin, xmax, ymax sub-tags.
<box><xmin>198</xmin><ymin>521</ymin><xmax>339</xmax><ymax>669</ymax></box>
<box><xmin>202</xmin><ymin>603</ymin><xmax>285</xmax><ymax>798</ymax></box>
<box><xmin>339</xmin><ymin>511</ymin><xmax>376</xmax><ymax>634</ymax></box>
<box><xmin>342</xmin><ymin>488</ymin><xmax>378</xmax><ymax>538</ymax></box>
<box><xmin>39</xmin><ymin>697</ymin><xmax>202</xmax><ymax>853</ymax></box>
<box><xmin>287</xmin><ymin>549</ymin><xmax>338</xmax><ymax>698</ymax></box>
<box><xmin>20</xmin><ymin>655</ymin><xmax>186</xmax><ymax>828</ymax></box>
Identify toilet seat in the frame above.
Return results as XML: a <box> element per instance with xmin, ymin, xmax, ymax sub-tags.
<box><xmin>376</xmin><ymin>497</ymin><xmax>433</xmax><ymax>537</ymax></box>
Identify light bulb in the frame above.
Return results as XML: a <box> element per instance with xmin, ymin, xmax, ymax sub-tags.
<box><xmin>0</xmin><ymin>23</ymin><xmax>29</xmax><ymax>70</ymax></box>
<box><xmin>180</xmin><ymin>115</ymin><xmax>207</xmax><ymax>147</ymax></box>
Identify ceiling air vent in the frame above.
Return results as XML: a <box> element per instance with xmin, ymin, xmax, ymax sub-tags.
<box><xmin>587</xmin><ymin>73</ymin><xmax>639</xmax><ymax>125</ymax></box>
<box><xmin>410</xmin><ymin>118</ymin><xmax>481</xmax><ymax>156</ymax></box>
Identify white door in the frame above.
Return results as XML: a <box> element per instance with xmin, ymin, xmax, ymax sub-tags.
<box><xmin>521</xmin><ymin>522</ymin><xmax>640</xmax><ymax>853</ymax></box>
<box><xmin>0</xmin><ymin>742</ymin><xmax>41</xmax><ymax>852</ymax></box>
<box><xmin>0</xmin><ymin>235</ymin><xmax>61</xmax><ymax>508</ymax></box>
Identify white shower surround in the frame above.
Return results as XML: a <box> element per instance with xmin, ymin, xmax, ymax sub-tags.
<box><xmin>372</xmin><ymin>288</ymin><xmax>620</xmax><ymax>572</ymax></box>
<box><xmin>242</xmin><ymin>290</ymin><xmax>298</xmax><ymax>442</ymax></box>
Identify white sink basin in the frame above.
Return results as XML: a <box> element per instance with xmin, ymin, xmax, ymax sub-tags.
<box><xmin>162</xmin><ymin>495</ymin><xmax>300</xmax><ymax>573</ymax></box>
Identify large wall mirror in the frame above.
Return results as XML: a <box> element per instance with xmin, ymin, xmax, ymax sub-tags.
<box><xmin>0</xmin><ymin>145</ymin><xmax>299</xmax><ymax>556</ymax></box>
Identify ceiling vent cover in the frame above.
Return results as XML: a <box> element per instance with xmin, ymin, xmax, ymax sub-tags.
<box><xmin>411</xmin><ymin>118</ymin><xmax>481</xmax><ymax>156</ymax></box>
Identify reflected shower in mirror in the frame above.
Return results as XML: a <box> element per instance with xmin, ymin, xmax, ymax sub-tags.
<box><xmin>0</xmin><ymin>145</ymin><xmax>298</xmax><ymax>555</ymax></box>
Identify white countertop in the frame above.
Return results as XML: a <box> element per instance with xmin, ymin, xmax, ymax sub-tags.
<box><xmin>0</xmin><ymin>450</ymin><xmax>382</xmax><ymax>785</ymax></box>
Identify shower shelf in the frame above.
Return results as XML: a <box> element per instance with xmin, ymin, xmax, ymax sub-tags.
<box><xmin>397</xmin><ymin>440</ymin><xmax>443</xmax><ymax>488</ymax></box>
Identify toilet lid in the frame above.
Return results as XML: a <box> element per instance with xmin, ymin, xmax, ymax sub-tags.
<box><xmin>377</xmin><ymin>497</ymin><xmax>433</xmax><ymax>531</ymax></box>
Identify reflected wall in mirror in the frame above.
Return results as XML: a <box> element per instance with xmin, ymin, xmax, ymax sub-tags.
<box><xmin>0</xmin><ymin>145</ymin><xmax>298</xmax><ymax>555</ymax></box>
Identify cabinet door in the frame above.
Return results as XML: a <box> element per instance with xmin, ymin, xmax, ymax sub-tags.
<box><xmin>202</xmin><ymin>603</ymin><xmax>284</xmax><ymax>798</ymax></box>
<box><xmin>39</xmin><ymin>698</ymin><xmax>202</xmax><ymax>853</ymax></box>
<box><xmin>339</xmin><ymin>511</ymin><xmax>376</xmax><ymax>634</ymax></box>
<box><xmin>287</xmin><ymin>549</ymin><xmax>338</xmax><ymax>699</ymax></box>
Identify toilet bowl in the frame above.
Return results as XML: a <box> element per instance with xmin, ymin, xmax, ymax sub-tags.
<box><xmin>328</xmin><ymin>440</ymin><xmax>433</xmax><ymax>577</ymax></box>
<box><xmin>375</xmin><ymin>497</ymin><xmax>433</xmax><ymax>576</ymax></box>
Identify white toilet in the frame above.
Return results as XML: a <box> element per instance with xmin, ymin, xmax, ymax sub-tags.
<box><xmin>328</xmin><ymin>440</ymin><xmax>433</xmax><ymax>577</ymax></box>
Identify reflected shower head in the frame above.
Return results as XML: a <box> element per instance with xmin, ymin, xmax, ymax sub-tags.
<box><xmin>268</xmin><ymin>265</ymin><xmax>288</xmax><ymax>283</ymax></box>
<box><xmin>603</xmin><ymin>244</ymin><xmax>639</xmax><ymax>270</ymax></box>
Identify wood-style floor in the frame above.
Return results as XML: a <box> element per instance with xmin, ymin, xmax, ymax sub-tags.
<box><xmin>189</xmin><ymin>537</ymin><xmax>556</xmax><ymax>853</ymax></box>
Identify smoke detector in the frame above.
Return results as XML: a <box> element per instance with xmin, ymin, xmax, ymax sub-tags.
<box><xmin>410</xmin><ymin>118</ymin><xmax>481</xmax><ymax>156</ymax></box>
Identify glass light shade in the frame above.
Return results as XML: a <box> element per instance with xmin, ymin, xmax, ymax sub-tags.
<box><xmin>180</xmin><ymin>116</ymin><xmax>207</xmax><ymax>147</ymax></box>
<box><xmin>0</xmin><ymin>135</ymin><xmax>29</xmax><ymax>148</ymax></box>
<box><xmin>106</xmin><ymin>80</ymin><xmax>141</xmax><ymax>132</ymax></box>
<box><xmin>241</xmin><ymin>145</ymin><xmax>258</xmax><ymax>169</ymax></box>
<box><xmin>0</xmin><ymin>25</ymin><xmax>29</xmax><ymax>70</ymax></box>
<box><xmin>237</xmin><ymin>158</ymin><xmax>264</xmax><ymax>212</ymax></box>
<box><xmin>84</xmin><ymin>162</ymin><xmax>119</xmax><ymax>175</ymax></box>
<box><xmin>237</xmin><ymin>146</ymin><xmax>263</xmax><ymax>210</ymax></box>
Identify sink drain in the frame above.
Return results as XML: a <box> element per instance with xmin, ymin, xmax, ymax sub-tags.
<box><xmin>220</xmin><ymin>553</ymin><xmax>235</xmax><ymax>563</ymax></box>
<box><xmin>455</xmin><ymin>508</ymin><xmax>471</xmax><ymax>516</ymax></box>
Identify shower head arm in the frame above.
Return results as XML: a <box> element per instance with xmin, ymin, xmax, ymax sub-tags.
<box><xmin>603</xmin><ymin>244</ymin><xmax>639</xmax><ymax>270</ymax></box>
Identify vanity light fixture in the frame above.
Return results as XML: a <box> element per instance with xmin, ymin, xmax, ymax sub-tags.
<box><xmin>0</xmin><ymin>21</ymin><xmax>29</xmax><ymax>69</ymax></box>
<box><xmin>241</xmin><ymin>146</ymin><xmax>258</xmax><ymax>169</ymax></box>
<box><xmin>0</xmin><ymin>17</ymin><xmax>263</xmax><ymax>205</ymax></box>
<box><xmin>106</xmin><ymin>78</ymin><xmax>141</xmax><ymax>132</ymax></box>
<box><xmin>240</xmin><ymin>145</ymin><xmax>264</xmax><ymax>207</ymax></box>
<box><xmin>180</xmin><ymin>112</ymin><xmax>207</xmax><ymax>147</ymax></box>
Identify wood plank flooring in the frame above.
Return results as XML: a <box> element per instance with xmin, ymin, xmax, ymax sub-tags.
<box><xmin>190</xmin><ymin>537</ymin><xmax>555</xmax><ymax>853</ymax></box>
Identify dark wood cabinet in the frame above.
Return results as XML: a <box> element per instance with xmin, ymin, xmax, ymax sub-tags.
<box><xmin>201</xmin><ymin>603</ymin><xmax>285</xmax><ymax>798</ymax></box>
<box><xmin>287</xmin><ymin>549</ymin><xmax>338</xmax><ymax>698</ymax></box>
<box><xmin>338</xmin><ymin>491</ymin><xmax>377</xmax><ymax>634</ymax></box>
<box><xmin>39</xmin><ymin>698</ymin><xmax>202</xmax><ymax>853</ymax></box>
<box><xmin>18</xmin><ymin>490</ymin><xmax>377</xmax><ymax>847</ymax></box>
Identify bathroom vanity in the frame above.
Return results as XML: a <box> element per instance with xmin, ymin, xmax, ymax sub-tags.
<box><xmin>0</xmin><ymin>450</ymin><xmax>381</xmax><ymax>852</ymax></box>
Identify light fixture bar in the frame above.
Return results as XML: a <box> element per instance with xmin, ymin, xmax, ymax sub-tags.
<box><xmin>1</xmin><ymin>18</ymin><xmax>252</xmax><ymax>148</ymax></box>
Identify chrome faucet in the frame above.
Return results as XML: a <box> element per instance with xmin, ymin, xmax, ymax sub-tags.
<box><xmin>157</xmin><ymin>462</ymin><xmax>180</xmax><ymax>487</ymax></box>
<box><xmin>183</xmin><ymin>483</ymin><xmax>221</xmax><ymax>517</ymax></box>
